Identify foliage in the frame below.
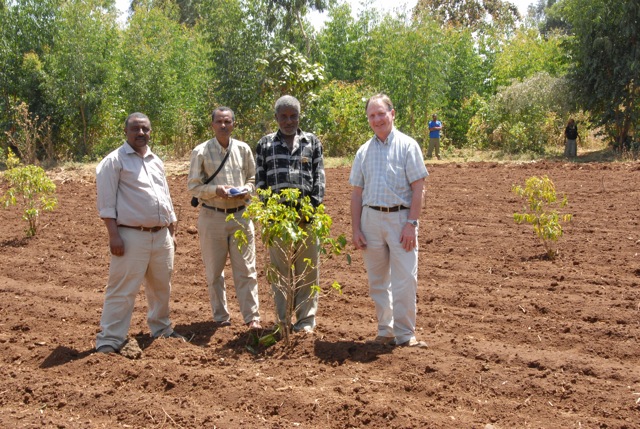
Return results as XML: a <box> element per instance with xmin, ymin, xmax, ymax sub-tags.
<box><xmin>119</xmin><ymin>1</ymin><xmax>211</xmax><ymax>152</ymax></box>
<box><xmin>414</xmin><ymin>0</ymin><xmax>520</xmax><ymax>30</ymax></box>
<box><xmin>317</xmin><ymin>2</ymin><xmax>370</xmax><ymax>82</ymax></box>
<box><xmin>553</xmin><ymin>0</ymin><xmax>639</xmax><ymax>149</ymax></box>
<box><xmin>233</xmin><ymin>188</ymin><xmax>347</xmax><ymax>347</ymax></box>
<box><xmin>440</xmin><ymin>26</ymin><xmax>485</xmax><ymax>147</ymax></box>
<box><xmin>4</xmin><ymin>101</ymin><xmax>54</xmax><ymax>164</ymax></box>
<box><xmin>1</xmin><ymin>149</ymin><xmax>58</xmax><ymax>237</ymax></box>
<box><xmin>492</xmin><ymin>27</ymin><xmax>569</xmax><ymax>88</ymax></box>
<box><xmin>304</xmin><ymin>80</ymin><xmax>372</xmax><ymax>157</ymax></box>
<box><xmin>258</xmin><ymin>42</ymin><xmax>326</xmax><ymax>99</ymax></box>
<box><xmin>512</xmin><ymin>175</ymin><xmax>572</xmax><ymax>259</ymax></box>
<box><xmin>43</xmin><ymin>0</ymin><xmax>119</xmax><ymax>159</ymax></box>
<box><xmin>1</xmin><ymin>0</ymin><xmax>621</xmax><ymax>161</ymax></box>
<box><xmin>365</xmin><ymin>15</ymin><xmax>448</xmax><ymax>142</ymax></box>
<box><xmin>467</xmin><ymin>73</ymin><xmax>573</xmax><ymax>153</ymax></box>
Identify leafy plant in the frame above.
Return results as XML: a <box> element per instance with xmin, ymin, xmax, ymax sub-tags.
<box><xmin>512</xmin><ymin>175</ymin><xmax>572</xmax><ymax>259</ymax></box>
<box><xmin>1</xmin><ymin>149</ymin><xmax>58</xmax><ymax>237</ymax></box>
<box><xmin>231</xmin><ymin>188</ymin><xmax>348</xmax><ymax>347</ymax></box>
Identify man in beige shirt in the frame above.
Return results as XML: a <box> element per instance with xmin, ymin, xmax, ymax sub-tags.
<box><xmin>187</xmin><ymin>107</ymin><xmax>261</xmax><ymax>329</ymax></box>
<box><xmin>95</xmin><ymin>112</ymin><xmax>185</xmax><ymax>354</ymax></box>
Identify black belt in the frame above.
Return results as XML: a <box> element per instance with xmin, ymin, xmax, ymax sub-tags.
<box><xmin>119</xmin><ymin>225</ymin><xmax>166</xmax><ymax>232</ymax></box>
<box><xmin>202</xmin><ymin>204</ymin><xmax>245</xmax><ymax>214</ymax></box>
<box><xmin>368</xmin><ymin>205</ymin><xmax>409</xmax><ymax>212</ymax></box>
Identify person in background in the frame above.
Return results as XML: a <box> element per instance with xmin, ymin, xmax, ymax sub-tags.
<box><xmin>426</xmin><ymin>113</ymin><xmax>443</xmax><ymax>160</ymax></box>
<box><xmin>95</xmin><ymin>112</ymin><xmax>185</xmax><ymax>354</ymax></box>
<box><xmin>564</xmin><ymin>118</ymin><xmax>580</xmax><ymax>158</ymax></box>
<box><xmin>255</xmin><ymin>95</ymin><xmax>326</xmax><ymax>334</ymax></box>
<box><xmin>350</xmin><ymin>94</ymin><xmax>429</xmax><ymax>348</ymax></box>
<box><xmin>187</xmin><ymin>106</ymin><xmax>261</xmax><ymax>330</ymax></box>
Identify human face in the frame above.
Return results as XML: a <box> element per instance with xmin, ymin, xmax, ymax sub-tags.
<box><xmin>125</xmin><ymin>117</ymin><xmax>151</xmax><ymax>155</ymax></box>
<box><xmin>367</xmin><ymin>99</ymin><xmax>395</xmax><ymax>141</ymax></box>
<box><xmin>211</xmin><ymin>110</ymin><xmax>234</xmax><ymax>145</ymax></box>
<box><xmin>275</xmin><ymin>106</ymin><xmax>299</xmax><ymax>137</ymax></box>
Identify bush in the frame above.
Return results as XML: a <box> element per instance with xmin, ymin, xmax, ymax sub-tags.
<box><xmin>468</xmin><ymin>73</ymin><xmax>574</xmax><ymax>154</ymax></box>
<box><xmin>232</xmin><ymin>188</ymin><xmax>347</xmax><ymax>347</ymax></box>
<box><xmin>512</xmin><ymin>175</ymin><xmax>572</xmax><ymax>259</ymax></box>
<box><xmin>304</xmin><ymin>81</ymin><xmax>372</xmax><ymax>157</ymax></box>
<box><xmin>1</xmin><ymin>149</ymin><xmax>58</xmax><ymax>237</ymax></box>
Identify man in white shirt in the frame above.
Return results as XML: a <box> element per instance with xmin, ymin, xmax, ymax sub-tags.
<box><xmin>95</xmin><ymin>112</ymin><xmax>185</xmax><ymax>354</ymax></box>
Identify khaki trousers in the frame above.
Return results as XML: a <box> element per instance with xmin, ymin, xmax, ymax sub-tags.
<box><xmin>198</xmin><ymin>207</ymin><xmax>260</xmax><ymax>324</ymax></box>
<box><xmin>96</xmin><ymin>226</ymin><xmax>174</xmax><ymax>350</ymax></box>
<box><xmin>361</xmin><ymin>207</ymin><xmax>419</xmax><ymax>344</ymax></box>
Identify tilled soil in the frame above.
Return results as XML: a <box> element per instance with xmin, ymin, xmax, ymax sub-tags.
<box><xmin>1</xmin><ymin>160</ymin><xmax>639</xmax><ymax>428</ymax></box>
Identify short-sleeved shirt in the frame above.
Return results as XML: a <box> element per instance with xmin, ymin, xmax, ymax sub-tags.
<box><xmin>429</xmin><ymin>120</ymin><xmax>442</xmax><ymax>139</ymax></box>
<box><xmin>187</xmin><ymin>138</ymin><xmax>256</xmax><ymax>209</ymax></box>
<box><xmin>349</xmin><ymin>128</ymin><xmax>428</xmax><ymax>208</ymax></box>
<box><xmin>255</xmin><ymin>129</ymin><xmax>325</xmax><ymax>207</ymax></box>
<box><xmin>96</xmin><ymin>142</ymin><xmax>176</xmax><ymax>228</ymax></box>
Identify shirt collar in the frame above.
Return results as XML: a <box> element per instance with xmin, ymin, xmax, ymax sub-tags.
<box><xmin>373</xmin><ymin>127</ymin><xmax>396</xmax><ymax>145</ymax></box>
<box><xmin>275</xmin><ymin>128</ymin><xmax>307</xmax><ymax>145</ymax></box>
<box><xmin>123</xmin><ymin>141</ymin><xmax>153</xmax><ymax>158</ymax></box>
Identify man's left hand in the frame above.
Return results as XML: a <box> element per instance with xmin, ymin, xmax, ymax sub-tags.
<box><xmin>400</xmin><ymin>224</ymin><xmax>417</xmax><ymax>252</ymax></box>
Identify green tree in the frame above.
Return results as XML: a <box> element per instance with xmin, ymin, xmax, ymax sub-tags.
<box><xmin>43</xmin><ymin>0</ymin><xmax>119</xmax><ymax>158</ymax></box>
<box><xmin>554</xmin><ymin>0</ymin><xmax>639</xmax><ymax>148</ymax></box>
<box><xmin>119</xmin><ymin>0</ymin><xmax>210</xmax><ymax>153</ymax></box>
<box><xmin>441</xmin><ymin>26</ymin><xmax>485</xmax><ymax>146</ymax></box>
<box><xmin>304</xmin><ymin>80</ymin><xmax>372</xmax><ymax>156</ymax></box>
<box><xmin>317</xmin><ymin>2</ymin><xmax>371</xmax><ymax>82</ymax></box>
<box><xmin>0</xmin><ymin>0</ymin><xmax>59</xmax><ymax>151</ymax></box>
<box><xmin>414</xmin><ymin>0</ymin><xmax>520</xmax><ymax>30</ymax></box>
<box><xmin>265</xmin><ymin>0</ymin><xmax>332</xmax><ymax>55</ymax></box>
<box><xmin>492</xmin><ymin>27</ymin><xmax>569</xmax><ymax>88</ymax></box>
<box><xmin>365</xmin><ymin>15</ymin><xmax>448</xmax><ymax>144</ymax></box>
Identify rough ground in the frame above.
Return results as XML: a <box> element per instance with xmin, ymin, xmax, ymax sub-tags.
<box><xmin>1</xmin><ymin>160</ymin><xmax>639</xmax><ymax>429</ymax></box>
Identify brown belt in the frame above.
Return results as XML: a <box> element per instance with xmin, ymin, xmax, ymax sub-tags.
<box><xmin>202</xmin><ymin>204</ymin><xmax>245</xmax><ymax>214</ymax></box>
<box><xmin>368</xmin><ymin>205</ymin><xmax>409</xmax><ymax>212</ymax></box>
<box><xmin>119</xmin><ymin>225</ymin><xmax>166</xmax><ymax>232</ymax></box>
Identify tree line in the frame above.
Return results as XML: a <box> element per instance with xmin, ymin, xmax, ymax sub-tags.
<box><xmin>0</xmin><ymin>0</ymin><xmax>637</xmax><ymax>164</ymax></box>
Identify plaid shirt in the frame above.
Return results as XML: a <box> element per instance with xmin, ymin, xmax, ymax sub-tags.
<box><xmin>349</xmin><ymin>128</ymin><xmax>428</xmax><ymax>207</ymax></box>
<box><xmin>256</xmin><ymin>129</ymin><xmax>325</xmax><ymax>207</ymax></box>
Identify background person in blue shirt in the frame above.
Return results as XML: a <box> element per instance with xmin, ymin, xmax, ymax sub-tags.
<box><xmin>427</xmin><ymin>114</ymin><xmax>443</xmax><ymax>160</ymax></box>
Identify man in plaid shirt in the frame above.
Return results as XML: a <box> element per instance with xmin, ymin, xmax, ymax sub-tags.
<box><xmin>255</xmin><ymin>95</ymin><xmax>325</xmax><ymax>333</ymax></box>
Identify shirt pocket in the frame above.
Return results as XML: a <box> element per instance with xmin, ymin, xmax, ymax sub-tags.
<box><xmin>385</xmin><ymin>162</ymin><xmax>406</xmax><ymax>190</ymax></box>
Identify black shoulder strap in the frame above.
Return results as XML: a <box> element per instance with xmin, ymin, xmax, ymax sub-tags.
<box><xmin>203</xmin><ymin>140</ymin><xmax>232</xmax><ymax>185</ymax></box>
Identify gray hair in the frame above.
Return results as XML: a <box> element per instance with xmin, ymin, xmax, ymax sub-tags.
<box><xmin>365</xmin><ymin>94</ymin><xmax>393</xmax><ymax>113</ymax></box>
<box><xmin>274</xmin><ymin>95</ymin><xmax>300</xmax><ymax>115</ymax></box>
<box><xmin>124</xmin><ymin>112</ymin><xmax>150</xmax><ymax>128</ymax></box>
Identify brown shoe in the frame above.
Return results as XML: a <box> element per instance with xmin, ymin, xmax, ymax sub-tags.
<box><xmin>247</xmin><ymin>320</ymin><xmax>262</xmax><ymax>330</ymax></box>
<box><xmin>397</xmin><ymin>337</ymin><xmax>428</xmax><ymax>348</ymax></box>
<box><xmin>368</xmin><ymin>335</ymin><xmax>396</xmax><ymax>345</ymax></box>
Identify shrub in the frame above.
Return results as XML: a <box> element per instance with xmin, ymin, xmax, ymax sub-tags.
<box><xmin>1</xmin><ymin>149</ymin><xmax>58</xmax><ymax>237</ymax></box>
<box><xmin>512</xmin><ymin>175</ymin><xmax>572</xmax><ymax>259</ymax></box>
<box><xmin>232</xmin><ymin>188</ymin><xmax>347</xmax><ymax>347</ymax></box>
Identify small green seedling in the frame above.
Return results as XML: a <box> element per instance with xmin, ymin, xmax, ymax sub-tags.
<box><xmin>512</xmin><ymin>175</ymin><xmax>572</xmax><ymax>259</ymax></box>
<box><xmin>231</xmin><ymin>187</ymin><xmax>348</xmax><ymax>347</ymax></box>
<box><xmin>1</xmin><ymin>149</ymin><xmax>58</xmax><ymax>237</ymax></box>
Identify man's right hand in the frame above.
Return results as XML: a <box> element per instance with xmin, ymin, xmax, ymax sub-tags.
<box><xmin>352</xmin><ymin>230</ymin><xmax>367</xmax><ymax>250</ymax></box>
<box><xmin>109</xmin><ymin>234</ymin><xmax>125</xmax><ymax>256</ymax></box>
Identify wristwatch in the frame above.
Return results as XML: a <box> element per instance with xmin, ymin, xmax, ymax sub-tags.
<box><xmin>407</xmin><ymin>219</ymin><xmax>419</xmax><ymax>227</ymax></box>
